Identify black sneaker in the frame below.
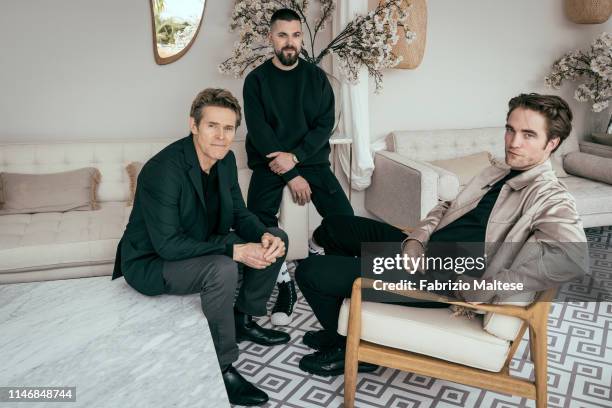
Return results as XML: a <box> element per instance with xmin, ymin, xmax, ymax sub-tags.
<box><xmin>299</xmin><ymin>345</ymin><xmax>379</xmax><ymax>377</ymax></box>
<box><xmin>308</xmin><ymin>237</ymin><xmax>325</xmax><ymax>256</ymax></box>
<box><xmin>271</xmin><ymin>280</ymin><xmax>297</xmax><ymax>326</ymax></box>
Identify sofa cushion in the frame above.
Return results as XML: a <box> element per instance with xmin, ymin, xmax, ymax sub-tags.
<box><xmin>390</xmin><ymin>128</ymin><xmax>506</xmax><ymax>162</ymax></box>
<box><xmin>429</xmin><ymin>151</ymin><xmax>492</xmax><ymax>187</ymax></box>
<box><xmin>0</xmin><ymin>168</ymin><xmax>100</xmax><ymax>215</ymax></box>
<box><xmin>337</xmin><ymin>299</ymin><xmax>510</xmax><ymax>372</ymax></box>
<box><xmin>561</xmin><ymin>176</ymin><xmax>612</xmax><ymax>216</ymax></box>
<box><xmin>0</xmin><ymin>202</ymin><xmax>130</xmax><ymax>274</ymax></box>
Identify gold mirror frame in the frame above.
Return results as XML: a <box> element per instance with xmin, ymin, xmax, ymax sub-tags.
<box><xmin>150</xmin><ymin>0</ymin><xmax>207</xmax><ymax>65</ymax></box>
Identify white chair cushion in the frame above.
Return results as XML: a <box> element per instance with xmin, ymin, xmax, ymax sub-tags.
<box><xmin>337</xmin><ymin>299</ymin><xmax>511</xmax><ymax>372</ymax></box>
<box><xmin>483</xmin><ymin>291</ymin><xmax>535</xmax><ymax>341</ymax></box>
<box><xmin>0</xmin><ymin>202</ymin><xmax>130</xmax><ymax>273</ymax></box>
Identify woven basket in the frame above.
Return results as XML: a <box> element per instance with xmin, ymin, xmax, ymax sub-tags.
<box><xmin>565</xmin><ymin>0</ymin><xmax>612</xmax><ymax>24</ymax></box>
<box><xmin>392</xmin><ymin>0</ymin><xmax>427</xmax><ymax>69</ymax></box>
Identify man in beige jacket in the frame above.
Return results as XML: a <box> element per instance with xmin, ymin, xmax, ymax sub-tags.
<box><xmin>294</xmin><ymin>93</ymin><xmax>589</xmax><ymax>376</ymax></box>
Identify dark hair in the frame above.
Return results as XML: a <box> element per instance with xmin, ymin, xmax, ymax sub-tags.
<box><xmin>190</xmin><ymin>88</ymin><xmax>242</xmax><ymax>127</ymax></box>
<box><xmin>270</xmin><ymin>8</ymin><xmax>301</xmax><ymax>26</ymax></box>
<box><xmin>507</xmin><ymin>93</ymin><xmax>573</xmax><ymax>153</ymax></box>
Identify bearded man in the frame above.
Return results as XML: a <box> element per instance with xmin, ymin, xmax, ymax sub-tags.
<box><xmin>243</xmin><ymin>8</ymin><xmax>354</xmax><ymax>326</ymax></box>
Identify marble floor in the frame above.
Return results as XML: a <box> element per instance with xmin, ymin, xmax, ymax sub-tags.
<box><xmin>0</xmin><ymin>277</ymin><xmax>229</xmax><ymax>408</ymax></box>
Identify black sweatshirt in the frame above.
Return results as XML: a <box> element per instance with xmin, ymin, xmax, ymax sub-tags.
<box><xmin>243</xmin><ymin>58</ymin><xmax>335</xmax><ymax>182</ymax></box>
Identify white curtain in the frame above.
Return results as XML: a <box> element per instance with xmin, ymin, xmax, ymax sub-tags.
<box><xmin>331</xmin><ymin>0</ymin><xmax>374</xmax><ymax>191</ymax></box>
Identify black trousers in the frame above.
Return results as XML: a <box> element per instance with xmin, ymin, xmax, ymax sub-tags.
<box><xmin>247</xmin><ymin>165</ymin><xmax>354</xmax><ymax>227</ymax></box>
<box><xmin>161</xmin><ymin>227</ymin><xmax>288</xmax><ymax>369</ymax></box>
<box><xmin>295</xmin><ymin>215</ymin><xmax>447</xmax><ymax>342</ymax></box>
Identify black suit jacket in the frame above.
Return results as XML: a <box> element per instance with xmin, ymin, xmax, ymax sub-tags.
<box><xmin>112</xmin><ymin>135</ymin><xmax>267</xmax><ymax>295</ymax></box>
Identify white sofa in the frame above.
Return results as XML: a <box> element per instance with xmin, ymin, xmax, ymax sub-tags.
<box><xmin>0</xmin><ymin>138</ymin><xmax>308</xmax><ymax>284</ymax></box>
<box><xmin>366</xmin><ymin>127</ymin><xmax>612</xmax><ymax>228</ymax></box>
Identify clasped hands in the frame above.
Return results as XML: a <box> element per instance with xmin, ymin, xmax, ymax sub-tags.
<box><xmin>233</xmin><ymin>232</ymin><xmax>285</xmax><ymax>269</ymax></box>
<box><xmin>266</xmin><ymin>151</ymin><xmax>311</xmax><ymax>205</ymax></box>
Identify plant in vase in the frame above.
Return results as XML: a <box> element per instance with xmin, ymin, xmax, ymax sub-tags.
<box><xmin>545</xmin><ymin>32</ymin><xmax>612</xmax><ymax>134</ymax></box>
<box><xmin>218</xmin><ymin>0</ymin><xmax>415</xmax><ymax>93</ymax></box>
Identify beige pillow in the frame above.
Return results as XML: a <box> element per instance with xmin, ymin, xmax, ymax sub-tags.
<box><xmin>564</xmin><ymin>152</ymin><xmax>612</xmax><ymax>185</ymax></box>
<box><xmin>429</xmin><ymin>152</ymin><xmax>492</xmax><ymax>186</ymax></box>
<box><xmin>126</xmin><ymin>162</ymin><xmax>144</xmax><ymax>206</ymax></box>
<box><xmin>0</xmin><ymin>168</ymin><xmax>100</xmax><ymax>215</ymax></box>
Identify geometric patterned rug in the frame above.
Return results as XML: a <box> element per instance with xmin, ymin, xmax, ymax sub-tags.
<box><xmin>234</xmin><ymin>226</ymin><xmax>612</xmax><ymax>408</ymax></box>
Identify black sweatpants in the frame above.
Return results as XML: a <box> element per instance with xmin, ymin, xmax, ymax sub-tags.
<box><xmin>247</xmin><ymin>165</ymin><xmax>354</xmax><ymax>227</ymax></box>
<box><xmin>295</xmin><ymin>215</ymin><xmax>447</xmax><ymax>342</ymax></box>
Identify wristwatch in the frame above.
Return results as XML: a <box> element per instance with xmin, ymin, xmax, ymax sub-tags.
<box><xmin>291</xmin><ymin>154</ymin><xmax>299</xmax><ymax>164</ymax></box>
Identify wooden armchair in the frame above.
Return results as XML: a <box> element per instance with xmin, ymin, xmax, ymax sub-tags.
<box><xmin>342</xmin><ymin>277</ymin><xmax>556</xmax><ymax>408</ymax></box>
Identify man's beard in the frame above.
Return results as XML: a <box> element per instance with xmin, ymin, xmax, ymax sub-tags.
<box><xmin>275</xmin><ymin>46</ymin><xmax>299</xmax><ymax>66</ymax></box>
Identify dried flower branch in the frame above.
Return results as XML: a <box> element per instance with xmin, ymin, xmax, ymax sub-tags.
<box><xmin>219</xmin><ymin>0</ymin><xmax>415</xmax><ymax>93</ymax></box>
<box><xmin>545</xmin><ymin>32</ymin><xmax>611</xmax><ymax>129</ymax></box>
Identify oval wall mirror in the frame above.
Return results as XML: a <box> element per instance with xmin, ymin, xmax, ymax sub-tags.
<box><xmin>150</xmin><ymin>0</ymin><xmax>206</xmax><ymax>65</ymax></box>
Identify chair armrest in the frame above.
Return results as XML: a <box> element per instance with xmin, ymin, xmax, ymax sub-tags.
<box><xmin>579</xmin><ymin>141</ymin><xmax>612</xmax><ymax>159</ymax></box>
<box><xmin>365</xmin><ymin>151</ymin><xmax>440</xmax><ymax>227</ymax></box>
<box><xmin>356</xmin><ymin>278</ymin><xmax>532</xmax><ymax>320</ymax></box>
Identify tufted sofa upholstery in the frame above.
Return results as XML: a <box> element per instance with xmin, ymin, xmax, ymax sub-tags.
<box><xmin>0</xmin><ymin>139</ymin><xmax>308</xmax><ymax>284</ymax></box>
<box><xmin>366</xmin><ymin>127</ymin><xmax>612</xmax><ymax>228</ymax></box>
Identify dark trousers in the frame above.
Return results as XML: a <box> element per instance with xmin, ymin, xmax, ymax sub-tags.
<box><xmin>247</xmin><ymin>165</ymin><xmax>354</xmax><ymax>227</ymax></box>
<box><xmin>161</xmin><ymin>227</ymin><xmax>288</xmax><ymax>369</ymax></box>
<box><xmin>295</xmin><ymin>215</ymin><xmax>447</xmax><ymax>342</ymax></box>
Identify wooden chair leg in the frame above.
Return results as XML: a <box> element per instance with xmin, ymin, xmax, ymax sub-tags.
<box><xmin>530</xmin><ymin>323</ymin><xmax>548</xmax><ymax>408</ymax></box>
<box><xmin>344</xmin><ymin>279</ymin><xmax>363</xmax><ymax>408</ymax></box>
<box><xmin>344</xmin><ymin>336</ymin><xmax>359</xmax><ymax>408</ymax></box>
<box><xmin>529</xmin><ymin>326</ymin><xmax>536</xmax><ymax>361</ymax></box>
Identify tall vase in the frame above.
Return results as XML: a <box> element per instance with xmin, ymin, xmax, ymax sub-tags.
<box><xmin>392</xmin><ymin>0</ymin><xmax>428</xmax><ymax>69</ymax></box>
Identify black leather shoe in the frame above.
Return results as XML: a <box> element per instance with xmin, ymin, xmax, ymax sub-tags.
<box><xmin>234</xmin><ymin>309</ymin><xmax>290</xmax><ymax>346</ymax></box>
<box><xmin>222</xmin><ymin>365</ymin><xmax>268</xmax><ymax>406</ymax></box>
<box><xmin>303</xmin><ymin>330</ymin><xmax>342</xmax><ymax>351</ymax></box>
<box><xmin>299</xmin><ymin>346</ymin><xmax>379</xmax><ymax>377</ymax></box>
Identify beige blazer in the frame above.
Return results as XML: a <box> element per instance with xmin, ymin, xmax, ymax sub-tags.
<box><xmin>405</xmin><ymin>159</ymin><xmax>588</xmax><ymax>301</ymax></box>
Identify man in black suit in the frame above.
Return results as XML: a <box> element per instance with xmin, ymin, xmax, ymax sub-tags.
<box><xmin>113</xmin><ymin>88</ymin><xmax>289</xmax><ymax>406</ymax></box>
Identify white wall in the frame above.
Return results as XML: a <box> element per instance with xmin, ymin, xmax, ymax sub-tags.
<box><xmin>369</xmin><ymin>0</ymin><xmax>611</xmax><ymax>146</ymax></box>
<box><xmin>1</xmin><ymin>1</ymin><xmax>610</xmax><ymax>223</ymax></box>
<box><xmin>0</xmin><ymin>1</ymin><xmax>331</xmax><ymax>142</ymax></box>
<box><xmin>346</xmin><ymin>0</ymin><xmax>611</xmax><ymax>219</ymax></box>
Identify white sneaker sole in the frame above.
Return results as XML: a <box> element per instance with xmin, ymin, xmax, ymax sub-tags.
<box><xmin>271</xmin><ymin>312</ymin><xmax>292</xmax><ymax>326</ymax></box>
